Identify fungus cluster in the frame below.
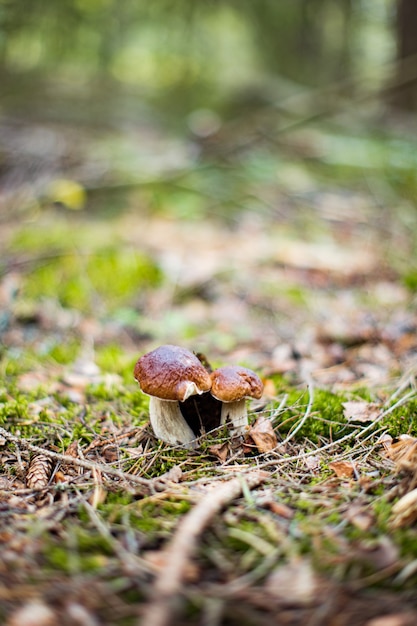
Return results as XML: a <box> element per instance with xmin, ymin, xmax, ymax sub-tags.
<box><xmin>134</xmin><ymin>345</ymin><xmax>263</xmax><ymax>446</ymax></box>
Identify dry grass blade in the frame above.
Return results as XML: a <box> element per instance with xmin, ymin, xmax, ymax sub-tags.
<box><xmin>281</xmin><ymin>380</ymin><xmax>314</xmax><ymax>446</ymax></box>
<box><xmin>140</xmin><ymin>470</ymin><xmax>268</xmax><ymax>626</ymax></box>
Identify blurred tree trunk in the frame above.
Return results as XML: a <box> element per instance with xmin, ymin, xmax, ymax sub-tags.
<box><xmin>393</xmin><ymin>0</ymin><xmax>417</xmax><ymax>110</ymax></box>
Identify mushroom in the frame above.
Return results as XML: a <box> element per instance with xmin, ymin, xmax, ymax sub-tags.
<box><xmin>134</xmin><ymin>344</ymin><xmax>212</xmax><ymax>446</ymax></box>
<box><xmin>210</xmin><ymin>366</ymin><xmax>264</xmax><ymax>436</ymax></box>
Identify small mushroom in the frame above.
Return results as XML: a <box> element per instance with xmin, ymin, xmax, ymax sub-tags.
<box><xmin>134</xmin><ymin>344</ymin><xmax>212</xmax><ymax>446</ymax></box>
<box><xmin>210</xmin><ymin>365</ymin><xmax>264</xmax><ymax>436</ymax></box>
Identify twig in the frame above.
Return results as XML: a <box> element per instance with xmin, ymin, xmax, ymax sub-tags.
<box><xmin>0</xmin><ymin>426</ymin><xmax>152</xmax><ymax>488</ymax></box>
<box><xmin>139</xmin><ymin>470</ymin><xmax>268</xmax><ymax>626</ymax></box>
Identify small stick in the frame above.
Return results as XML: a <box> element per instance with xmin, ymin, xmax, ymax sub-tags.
<box><xmin>139</xmin><ymin>470</ymin><xmax>268</xmax><ymax>626</ymax></box>
<box><xmin>0</xmin><ymin>426</ymin><xmax>152</xmax><ymax>488</ymax></box>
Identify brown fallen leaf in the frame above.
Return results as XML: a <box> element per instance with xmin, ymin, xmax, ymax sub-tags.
<box><xmin>304</xmin><ymin>454</ymin><xmax>321</xmax><ymax>473</ymax></box>
<box><xmin>144</xmin><ymin>550</ymin><xmax>200</xmax><ymax>582</ymax></box>
<box><xmin>267</xmin><ymin>500</ymin><xmax>295</xmax><ymax>519</ymax></box>
<box><xmin>328</xmin><ymin>460</ymin><xmax>355</xmax><ymax>478</ymax></box>
<box><xmin>262</xmin><ymin>378</ymin><xmax>278</xmax><ymax>398</ymax></box>
<box><xmin>65</xmin><ymin>603</ymin><xmax>99</xmax><ymax>626</ymax></box>
<box><xmin>208</xmin><ymin>442</ymin><xmax>231</xmax><ymax>462</ymax></box>
<box><xmin>390</xmin><ymin>488</ymin><xmax>417</xmax><ymax>528</ymax></box>
<box><xmin>342</xmin><ymin>400</ymin><xmax>381</xmax><ymax>423</ymax></box>
<box><xmin>354</xmin><ymin>535</ymin><xmax>398</xmax><ymax>571</ymax></box>
<box><xmin>54</xmin><ymin>471</ymin><xmax>67</xmax><ymax>484</ymax></box>
<box><xmin>65</xmin><ymin>440</ymin><xmax>80</xmax><ymax>458</ymax></box>
<box><xmin>6</xmin><ymin>601</ymin><xmax>57</xmax><ymax>626</ymax></box>
<box><xmin>245</xmin><ymin>415</ymin><xmax>278</xmax><ymax>454</ymax></box>
<box><xmin>265</xmin><ymin>558</ymin><xmax>319</xmax><ymax>606</ymax></box>
<box><xmin>256</xmin><ymin>489</ymin><xmax>295</xmax><ymax>519</ymax></box>
<box><xmin>346</xmin><ymin>504</ymin><xmax>374</xmax><ymax>531</ymax></box>
<box><xmin>160</xmin><ymin>465</ymin><xmax>183</xmax><ymax>483</ymax></box>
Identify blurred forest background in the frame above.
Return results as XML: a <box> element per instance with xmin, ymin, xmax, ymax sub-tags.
<box><xmin>1</xmin><ymin>0</ymin><xmax>417</xmax><ymax>220</ymax></box>
<box><xmin>2</xmin><ymin>0</ymin><xmax>417</xmax><ymax>359</ymax></box>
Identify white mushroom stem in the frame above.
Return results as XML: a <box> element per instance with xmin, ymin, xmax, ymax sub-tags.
<box><xmin>220</xmin><ymin>399</ymin><xmax>248</xmax><ymax>436</ymax></box>
<box><xmin>149</xmin><ymin>396</ymin><xmax>197</xmax><ymax>448</ymax></box>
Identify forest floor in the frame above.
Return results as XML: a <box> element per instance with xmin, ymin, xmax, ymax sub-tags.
<box><xmin>1</xmin><ymin>113</ymin><xmax>417</xmax><ymax>625</ymax></box>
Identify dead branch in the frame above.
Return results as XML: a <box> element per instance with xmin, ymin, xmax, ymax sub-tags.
<box><xmin>140</xmin><ymin>470</ymin><xmax>268</xmax><ymax>626</ymax></box>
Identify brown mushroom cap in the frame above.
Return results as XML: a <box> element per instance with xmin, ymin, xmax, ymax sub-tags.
<box><xmin>134</xmin><ymin>344</ymin><xmax>212</xmax><ymax>402</ymax></box>
<box><xmin>210</xmin><ymin>366</ymin><xmax>263</xmax><ymax>402</ymax></box>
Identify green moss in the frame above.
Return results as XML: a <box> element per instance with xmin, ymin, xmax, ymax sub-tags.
<box><xmin>274</xmin><ymin>387</ymin><xmax>348</xmax><ymax>442</ymax></box>
<box><xmin>101</xmin><ymin>498</ymin><xmax>191</xmax><ymax>540</ymax></box>
<box><xmin>20</xmin><ymin>246</ymin><xmax>161</xmax><ymax>314</ymax></box>
<box><xmin>105</xmin><ymin>491</ymin><xmax>134</xmax><ymax>507</ymax></box>
<box><xmin>381</xmin><ymin>398</ymin><xmax>417</xmax><ymax>437</ymax></box>
<box><xmin>403</xmin><ymin>270</ymin><xmax>417</xmax><ymax>292</ymax></box>
<box><xmin>95</xmin><ymin>344</ymin><xmax>133</xmax><ymax>378</ymax></box>
<box><xmin>0</xmin><ymin>397</ymin><xmax>30</xmax><ymax>425</ymax></box>
<box><xmin>45</xmin><ymin>544</ymin><xmax>110</xmax><ymax>574</ymax></box>
<box><xmin>295</xmin><ymin>498</ymin><xmax>320</xmax><ymax>515</ymax></box>
<box><xmin>42</xmin><ymin>340</ymin><xmax>80</xmax><ymax>364</ymax></box>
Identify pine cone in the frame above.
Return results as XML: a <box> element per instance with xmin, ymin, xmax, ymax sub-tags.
<box><xmin>26</xmin><ymin>454</ymin><xmax>54</xmax><ymax>489</ymax></box>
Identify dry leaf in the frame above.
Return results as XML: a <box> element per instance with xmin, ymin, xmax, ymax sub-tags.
<box><xmin>17</xmin><ymin>371</ymin><xmax>50</xmax><ymax>392</ymax></box>
<box><xmin>144</xmin><ymin>550</ymin><xmax>200</xmax><ymax>582</ymax></box>
<box><xmin>266</xmin><ymin>558</ymin><xmax>320</xmax><ymax>606</ymax></box>
<box><xmin>390</xmin><ymin>488</ymin><xmax>417</xmax><ymax>528</ymax></box>
<box><xmin>6</xmin><ymin>601</ymin><xmax>57</xmax><ymax>626</ymax></box>
<box><xmin>304</xmin><ymin>454</ymin><xmax>321</xmax><ymax>472</ymax></box>
<box><xmin>65</xmin><ymin>603</ymin><xmax>99</xmax><ymax>626</ymax></box>
<box><xmin>208</xmin><ymin>442</ymin><xmax>231</xmax><ymax>462</ymax></box>
<box><xmin>245</xmin><ymin>415</ymin><xmax>278</xmax><ymax>453</ymax></box>
<box><xmin>262</xmin><ymin>378</ymin><xmax>277</xmax><ymax>398</ymax></box>
<box><xmin>65</xmin><ymin>440</ymin><xmax>80</xmax><ymax>458</ymax></box>
<box><xmin>328</xmin><ymin>460</ymin><xmax>355</xmax><ymax>478</ymax></box>
<box><xmin>163</xmin><ymin>465</ymin><xmax>183</xmax><ymax>483</ymax></box>
<box><xmin>354</xmin><ymin>536</ymin><xmax>398</xmax><ymax>570</ymax></box>
<box><xmin>256</xmin><ymin>489</ymin><xmax>294</xmax><ymax>518</ymax></box>
<box><xmin>54</xmin><ymin>471</ymin><xmax>67</xmax><ymax>484</ymax></box>
<box><xmin>102</xmin><ymin>446</ymin><xmax>118</xmax><ymax>463</ymax></box>
<box><xmin>346</xmin><ymin>505</ymin><xmax>374</xmax><ymax>531</ymax></box>
<box><xmin>267</xmin><ymin>500</ymin><xmax>295</xmax><ymax>519</ymax></box>
<box><xmin>342</xmin><ymin>400</ymin><xmax>380</xmax><ymax>423</ymax></box>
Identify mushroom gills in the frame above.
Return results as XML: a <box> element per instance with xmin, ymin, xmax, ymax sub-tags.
<box><xmin>179</xmin><ymin>392</ymin><xmax>223</xmax><ymax>437</ymax></box>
